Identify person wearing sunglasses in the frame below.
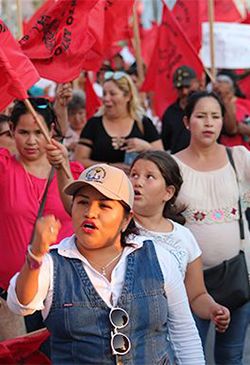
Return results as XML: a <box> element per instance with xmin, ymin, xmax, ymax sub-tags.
<box><xmin>0</xmin><ymin>98</ymin><xmax>83</xmax><ymax>341</ymax></box>
<box><xmin>75</xmin><ymin>71</ymin><xmax>163</xmax><ymax>173</ymax></box>
<box><xmin>7</xmin><ymin>162</ymin><xmax>205</xmax><ymax>364</ymax></box>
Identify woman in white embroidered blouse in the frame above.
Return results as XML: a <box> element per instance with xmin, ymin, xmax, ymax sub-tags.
<box><xmin>173</xmin><ymin>91</ymin><xmax>250</xmax><ymax>365</ymax></box>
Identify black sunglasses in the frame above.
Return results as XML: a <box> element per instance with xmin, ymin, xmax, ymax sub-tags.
<box><xmin>28</xmin><ymin>97</ymin><xmax>51</xmax><ymax>110</ymax></box>
<box><xmin>109</xmin><ymin>307</ymin><xmax>131</xmax><ymax>356</ymax></box>
<box><xmin>14</xmin><ymin>97</ymin><xmax>51</xmax><ymax>109</ymax></box>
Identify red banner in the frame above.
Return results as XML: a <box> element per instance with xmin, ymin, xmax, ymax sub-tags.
<box><xmin>201</xmin><ymin>0</ymin><xmax>243</xmax><ymax>22</ymax></box>
<box><xmin>82</xmin><ymin>0</ymin><xmax>134</xmax><ymax>70</ymax></box>
<box><xmin>85</xmin><ymin>74</ymin><xmax>101</xmax><ymax>120</ymax></box>
<box><xmin>0</xmin><ymin>328</ymin><xmax>50</xmax><ymax>364</ymax></box>
<box><xmin>20</xmin><ymin>0</ymin><xmax>134</xmax><ymax>82</ymax></box>
<box><xmin>141</xmin><ymin>3</ymin><xmax>204</xmax><ymax>117</ymax></box>
<box><xmin>172</xmin><ymin>0</ymin><xmax>244</xmax><ymax>55</ymax></box>
<box><xmin>173</xmin><ymin>0</ymin><xmax>202</xmax><ymax>53</ymax></box>
<box><xmin>20</xmin><ymin>0</ymin><xmax>99</xmax><ymax>82</ymax></box>
<box><xmin>141</xmin><ymin>22</ymin><xmax>158</xmax><ymax>67</ymax></box>
<box><xmin>0</xmin><ymin>19</ymin><xmax>39</xmax><ymax>112</ymax></box>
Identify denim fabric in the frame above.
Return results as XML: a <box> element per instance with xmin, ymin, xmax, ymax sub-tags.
<box><xmin>45</xmin><ymin>240</ymin><xmax>173</xmax><ymax>365</ymax></box>
<box><xmin>194</xmin><ymin>301</ymin><xmax>250</xmax><ymax>365</ymax></box>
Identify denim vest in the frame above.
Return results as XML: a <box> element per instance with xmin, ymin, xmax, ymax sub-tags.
<box><xmin>45</xmin><ymin>240</ymin><xmax>172</xmax><ymax>365</ymax></box>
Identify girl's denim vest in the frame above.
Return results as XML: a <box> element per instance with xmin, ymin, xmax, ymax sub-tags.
<box><xmin>45</xmin><ymin>240</ymin><xmax>173</xmax><ymax>364</ymax></box>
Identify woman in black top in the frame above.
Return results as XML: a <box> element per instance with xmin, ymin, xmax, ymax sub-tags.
<box><xmin>75</xmin><ymin>72</ymin><xmax>163</xmax><ymax>172</ymax></box>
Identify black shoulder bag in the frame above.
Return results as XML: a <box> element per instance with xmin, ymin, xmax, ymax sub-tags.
<box><xmin>204</xmin><ymin>148</ymin><xmax>250</xmax><ymax>311</ymax></box>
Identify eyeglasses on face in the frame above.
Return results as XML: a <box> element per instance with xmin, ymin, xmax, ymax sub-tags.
<box><xmin>109</xmin><ymin>307</ymin><xmax>131</xmax><ymax>356</ymax></box>
<box><xmin>104</xmin><ymin>71</ymin><xmax>127</xmax><ymax>81</ymax></box>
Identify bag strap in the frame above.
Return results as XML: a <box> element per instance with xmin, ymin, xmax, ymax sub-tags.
<box><xmin>226</xmin><ymin>147</ymin><xmax>245</xmax><ymax>240</ymax></box>
<box><xmin>30</xmin><ymin>167</ymin><xmax>55</xmax><ymax>242</ymax></box>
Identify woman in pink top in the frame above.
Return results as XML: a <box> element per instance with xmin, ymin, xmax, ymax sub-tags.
<box><xmin>0</xmin><ymin>98</ymin><xmax>83</xmax><ymax>339</ymax></box>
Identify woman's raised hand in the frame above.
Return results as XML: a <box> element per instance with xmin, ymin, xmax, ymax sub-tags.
<box><xmin>55</xmin><ymin>82</ymin><xmax>73</xmax><ymax>107</ymax></box>
<box><xmin>31</xmin><ymin>215</ymin><xmax>61</xmax><ymax>258</ymax></box>
<box><xmin>46</xmin><ymin>138</ymin><xmax>69</xmax><ymax>169</ymax></box>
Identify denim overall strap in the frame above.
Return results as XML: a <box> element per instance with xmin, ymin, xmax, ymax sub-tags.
<box><xmin>45</xmin><ymin>242</ymin><xmax>172</xmax><ymax>365</ymax></box>
<box><xmin>116</xmin><ymin>240</ymin><xmax>172</xmax><ymax>365</ymax></box>
<box><xmin>45</xmin><ymin>250</ymin><xmax>114</xmax><ymax>365</ymax></box>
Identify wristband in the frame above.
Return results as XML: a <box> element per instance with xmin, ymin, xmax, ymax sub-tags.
<box><xmin>26</xmin><ymin>246</ymin><xmax>43</xmax><ymax>270</ymax></box>
<box><xmin>27</xmin><ymin>246</ymin><xmax>44</xmax><ymax>262</ymax></box>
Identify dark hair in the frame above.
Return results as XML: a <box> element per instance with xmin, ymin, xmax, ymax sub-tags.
<box><xmin>121</xmin><ymin>218</ymin><xmax>141</xmax><ymax>246</ymax></box>
<box><xmin>130</xmin><ymin>151</ymin><xmax>185</xmax><ymax>225</ymax></box>
<box><xmin>0</xmin><ymin>114</ymin><xmax>11</xmax><ymax>124</ymax></box>
<box><xmin>184</xmin><ymin>91</ymin><xmax>225</xmax><ymax>119</ymax></box>
<box><xmin>107</xmin><ymin>202</ymin><xmax>139</xmax><ymax>247</ymax></box>
<box><xmin>11</xmin><ymin>97</ymin><xmax>63</xmax><ymax>140</ymax></box>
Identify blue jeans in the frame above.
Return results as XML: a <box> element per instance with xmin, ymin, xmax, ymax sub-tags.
<box><xmin>194</xmin><ymin>301</ymin><xmax>250</xmax><ymax>365</ymax></box>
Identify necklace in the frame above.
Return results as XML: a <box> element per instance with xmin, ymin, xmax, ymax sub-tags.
<box><xmin>88</xmin><ymin>251</ymin><xmax>123</xmax><ymax>277</ymax></box>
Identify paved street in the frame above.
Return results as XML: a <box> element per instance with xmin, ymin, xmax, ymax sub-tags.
<box><xmin>205</xmin><ymin>324</ymin><xmax>250</xmax><ymax>364</ymax></box>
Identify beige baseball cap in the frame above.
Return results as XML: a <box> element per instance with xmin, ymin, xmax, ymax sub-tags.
<box><xmin>64</xmin><ymin>164</ymin><xmax>134</xmax><ymax>210</ymax></box>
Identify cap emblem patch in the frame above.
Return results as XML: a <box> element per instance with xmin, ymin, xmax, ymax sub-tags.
<box><xmin>85</xmin><ymin>167</ymin><xmax>106</xmax><ymax>183</ymax></box>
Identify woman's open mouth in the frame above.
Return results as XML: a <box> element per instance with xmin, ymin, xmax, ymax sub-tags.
<box><xmin>81</xmin><ymin>220</ymin><xmax>97</xmax><ymax>234</ymax></box>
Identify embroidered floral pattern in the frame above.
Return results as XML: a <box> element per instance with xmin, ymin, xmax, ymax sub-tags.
<box><xmin>231</xmin><ymin>208</ymin><xmax>237</xmax><ymax>215</ymax></box>
<box><xmin>193</xmin><ymin>211</ymin><xmax>206</xmax><ymax>221</ymax></box>
<box><xmin>184</xmin><ymin>206</ymin><xmax>239</xmax><ymax>224</ymax></box>
<box><xmin>211</xmin><ymin>209</ymin><xmax>224</xmax><ymax>222</ymax></box>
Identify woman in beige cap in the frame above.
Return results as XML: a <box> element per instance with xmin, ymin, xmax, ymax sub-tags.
<box><xmin>7</xmin><ymin>159</ymin><xmax>205</xmax><ymax>365</ymax></box>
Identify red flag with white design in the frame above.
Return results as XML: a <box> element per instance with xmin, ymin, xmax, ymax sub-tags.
<box><xmin>19</xmin><ymin>0</ymin><xmax>99</xmax><ymax>82</ymax></box>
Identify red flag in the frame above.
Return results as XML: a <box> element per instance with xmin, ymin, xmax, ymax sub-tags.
<box><xmin>241</xmin><ymin>11</ymin><xmax>250</xmax><ymax>24</ymax></box>
<box><xmin>0</xmin><ymin>19</ymin><xmax>39</xmax><ymax>112</ymax></box>
<box><xmin>19</xmin><ymin>0</ymin><xmax>99</xmax><ymax>82</ymax></box>
<box><xmin>172</xmin><ymin>0</ymin><xmax>202</xmax><ymax>53</ymax></box>
<box><xmin>80</xmin><ymin>0</ymin><xmax>106</xmax><ymax>72</ymax></box>
<box><xmin>172</xmin><ymin>0</ymin><xmax>244</xmax><ymax>58</ymax></box>
<box><xmin>140</xmin><ymin>22</ymin><xmax>159</xmax><ymax>67</ymax></box>
<box><xmin>201</xmin><ymin>0</ymin><xmax>243</xmax><ymax>22</ymax></box>
<box><xmin>0</xmin><ymin>328</ymin><xmax>50</xmax><ymax>364</ymax></box>
<box><xmin>141</xmin><ymin>3</ymin><xmax>204</xmax><ymax>117</ymax></box>
<box><xmin>239</xmin><ymin>75</ymin><xmax>250</xmax><ymax>100</ymax></box>
<box><xmin>83</xmin><ymin>0</ymin><xmax>134</xmax><ymax>70</ymax></box>
<box><xmin>103</xmin><ymin>0</ymin><xmax>133</xmax><ymax>50</ymax></box>
<box><xmin>85</xmin><ymin>73</ymin><xmax>101</xmax><ymax>120</ymax></box>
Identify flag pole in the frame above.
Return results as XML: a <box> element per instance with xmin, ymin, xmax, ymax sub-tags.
<box><xmin>132</xmin><ymin>1</ymin><xmax>144</xmax><ymax>87</ymax></box>
<box><xmin>208</xmin><ymin>0</ymin><xmax>216</xmax><ymax>80</ymax></box>
<box><xmin>23</xmin><ymin>99</ymin><xmax>71</xmax><ymax>178</ymax></box>
<box><xmin>204</xmin><ymin>66</ymin><xmax>215</xmax><ymax>83</ymax></box>
<box><xmin>16</xmin><ymin>0</ymin><xmax>23</xmax><ymax>39</ymax></box>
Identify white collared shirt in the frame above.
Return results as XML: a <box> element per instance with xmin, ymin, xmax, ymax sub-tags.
<box><xmin>8</xmin><ymin>234</ymin><xmax>205</xmax><ymax>365</ymax></box>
